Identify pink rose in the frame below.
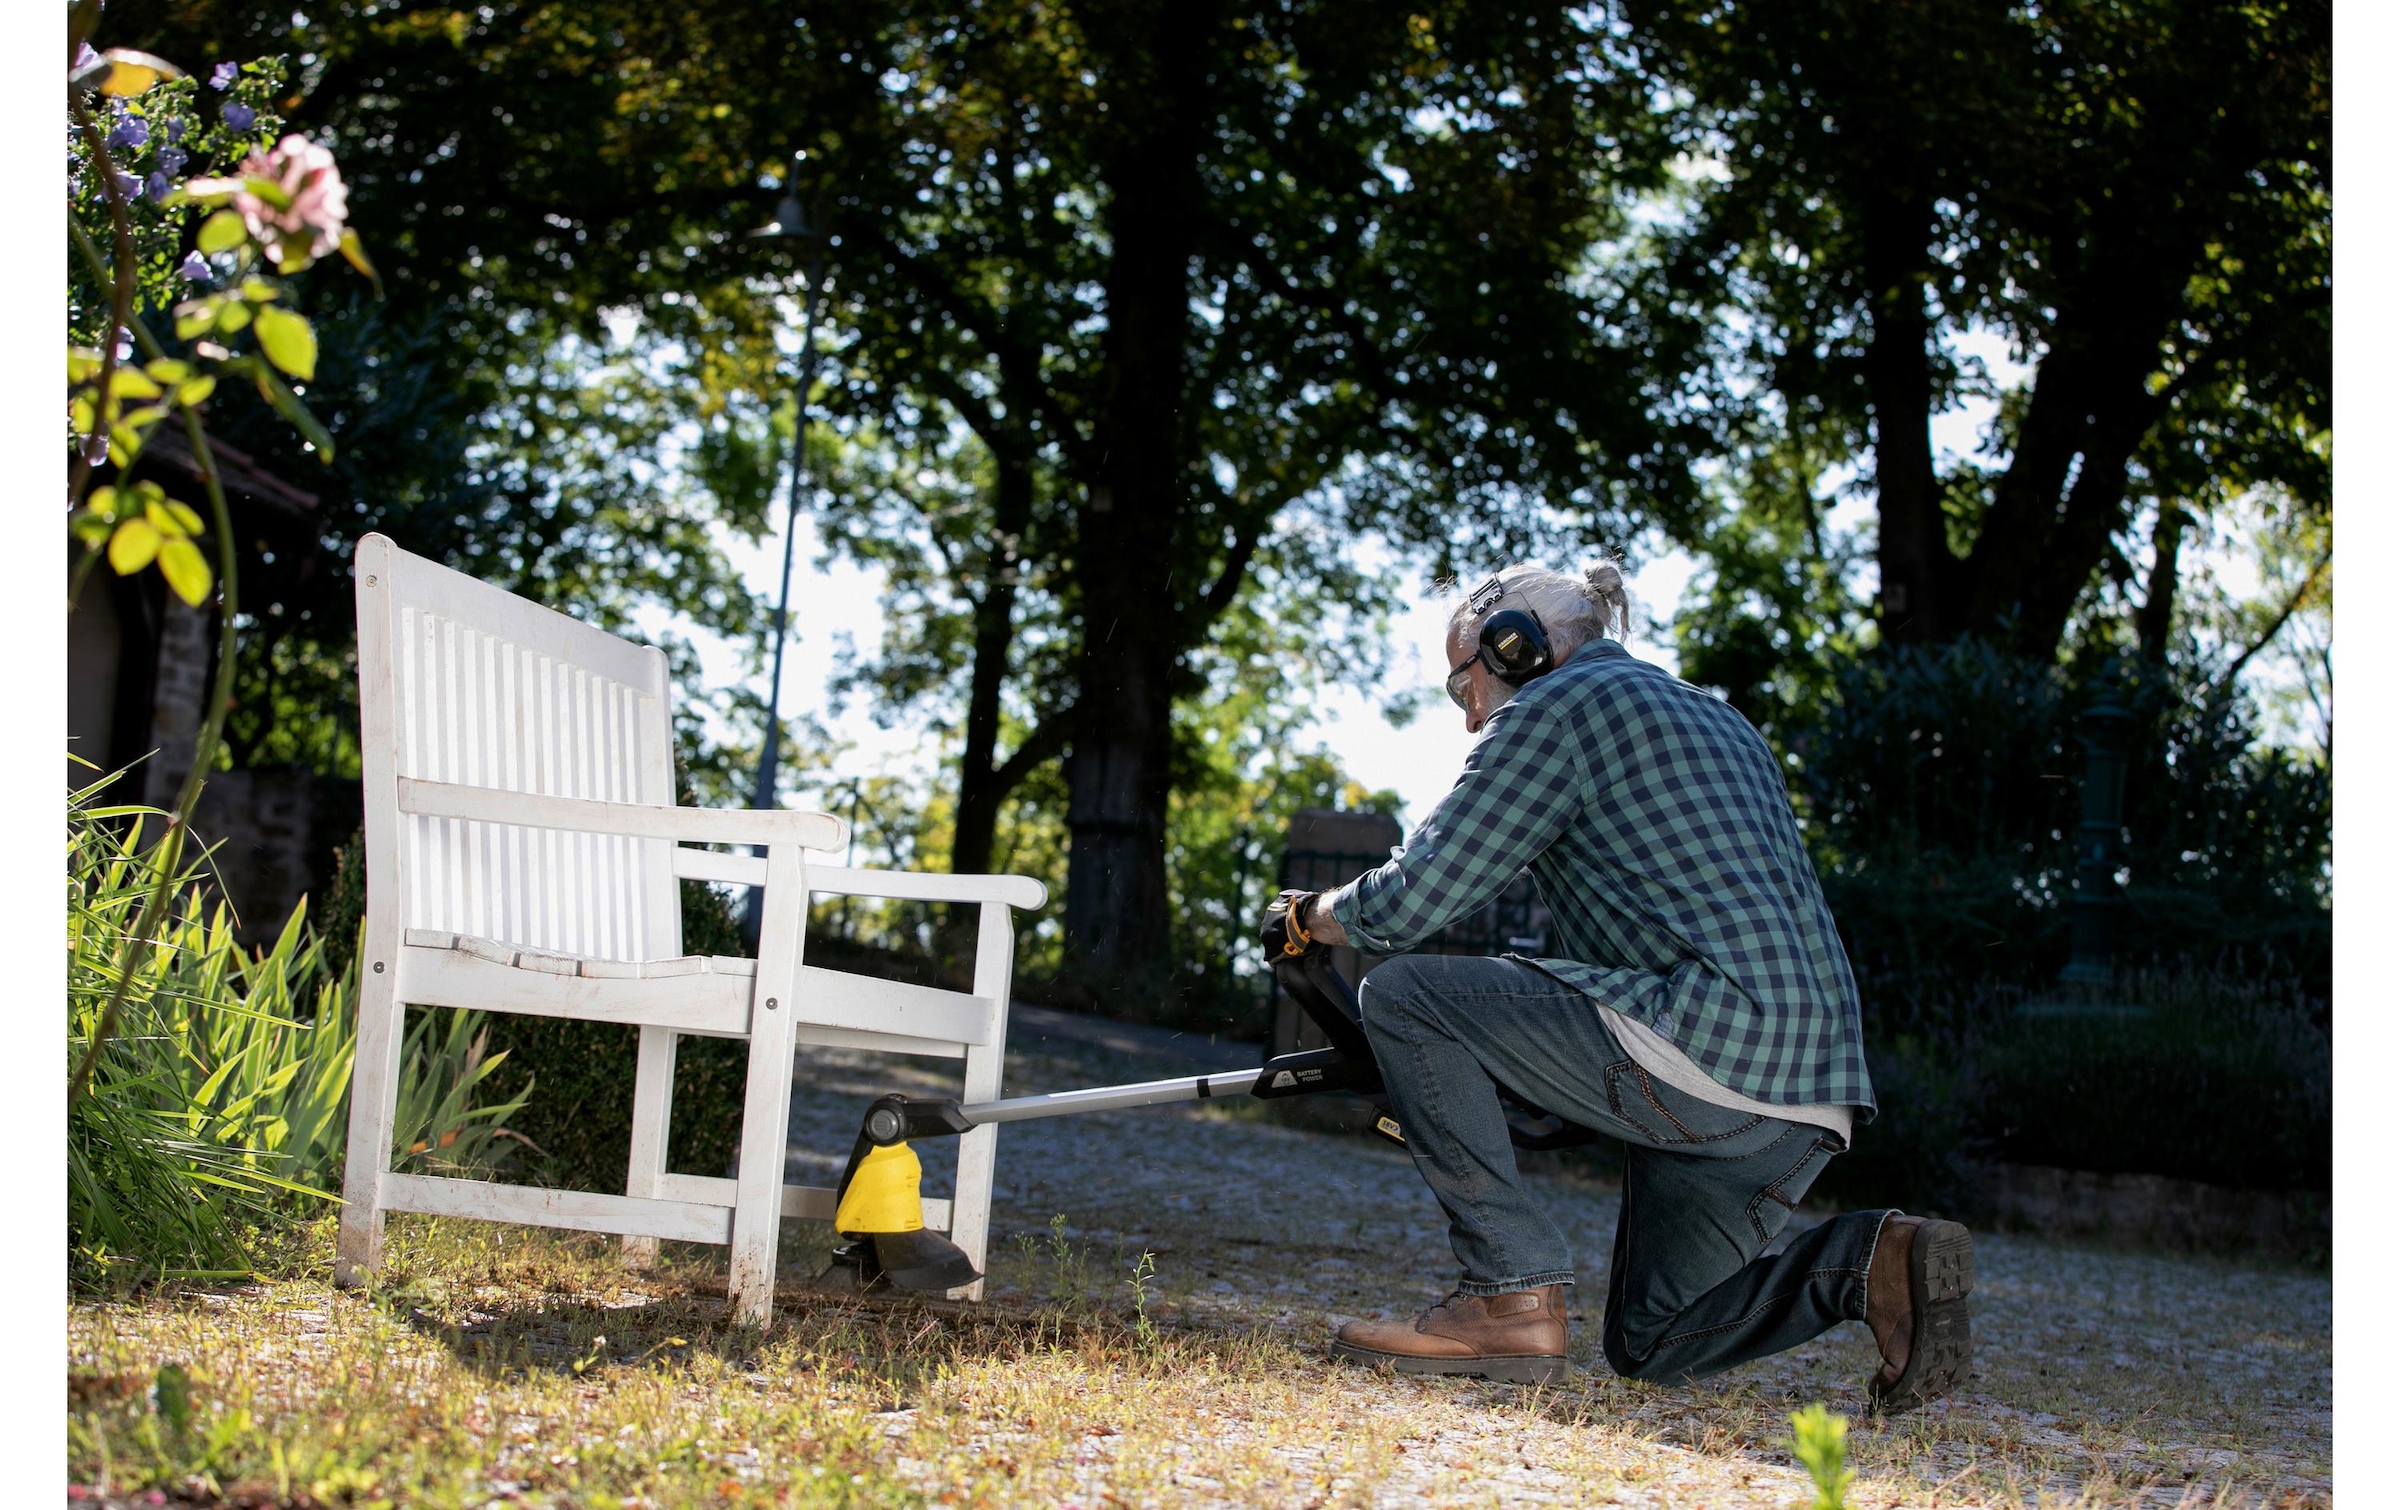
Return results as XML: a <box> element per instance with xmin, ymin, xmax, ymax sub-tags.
<box><xmin>189</xmin><ymin>133</ymin><xmax>349</xmax><ymax>268</ymax></box>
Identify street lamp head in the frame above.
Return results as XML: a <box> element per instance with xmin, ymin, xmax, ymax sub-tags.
<box><xmin>747</xmin><ymin>190</ymin><xmax>818</xmax><ymax>242</ymax></box>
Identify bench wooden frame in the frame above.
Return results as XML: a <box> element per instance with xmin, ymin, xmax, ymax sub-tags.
<box><xmin>333</xmin><ymin>533</ymin><xmax>1044</xmax><ymax>1327</ymax></box>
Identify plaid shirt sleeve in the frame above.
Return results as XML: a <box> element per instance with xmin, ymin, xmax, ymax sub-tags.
<box><xmin>1326</xmin><ymin>694</ymin><xmax>1584</xmax><ymax>955</ymax></box>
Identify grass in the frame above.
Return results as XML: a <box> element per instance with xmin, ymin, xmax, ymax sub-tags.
<box><xmin>69</xmin><ymin>1215</ymin><xmax>1422</xmax><ymax>1508</ymax></box>
<box><xmin>67</xmin><ymin>1212</ymin><xmax>2323</xmax><ymax>1509</ymax></box>
<box><xmin>69</xmin><ymin>1035</ymin><xmax>2330</xmax><ymax>1508</ymax></box>
<box><xmin>70</xmin><ymin>786</ymin><xmax>529</xmax><ymax>1288</ymax></box>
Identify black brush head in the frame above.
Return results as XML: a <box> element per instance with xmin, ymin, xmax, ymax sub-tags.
<box><xmin>871</xmin><ymin>1229</ymin><xmax>983</xmax><ymax>1294</ymax></box>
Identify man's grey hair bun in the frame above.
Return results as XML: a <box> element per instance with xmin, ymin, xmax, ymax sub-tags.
<box><xmin>1448</xmin><ymin>556</ymin><xmax>1633</xmax><ymax>657</ymax></box>
<box><xmin>1580</xmin><ymin>557</ymin><xmax>1630</xmax><ymax>632</ymax></box>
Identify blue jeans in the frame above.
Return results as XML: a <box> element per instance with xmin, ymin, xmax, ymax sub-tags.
<box><xmin>1357</xmin><ymin>953</ymin><xmax>1893</xmax><ymax>1383</ymax></box>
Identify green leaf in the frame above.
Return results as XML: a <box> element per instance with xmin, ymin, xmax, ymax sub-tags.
<box><xmin>109</xmin><ymin>368</ymin><xmax>163</xmax><ymax>401</ymax></box>
<box><xmin>242</xmin><ymin>359</ymin><xmax>337</xmax><ymax>462</ymax></box>
<box><xmin>68</xmin><ymin>348</ymin><xmax>104</xmax><ymax>384</ymax></box>
<box><xmin>164</xmin><ymin>500</ymin><xmax>206</xmax><ymax>536</ymax></box>
<box><xmin>240</xmin><ymin>174</ymin><xmax>295</xmax><ymax>212</ymax></box>
<box><xmin>144</xmin><ymin>499</ymin><xmax>189</xmax><ymax>540</ymax></box>
<box><xmin>239</xmin><ymin>278</ymin><xmax>281</xmax><ymax>304</ymax></box>
<box><xmin>174</xmin><ymin>298</ymin><xmax>220</xmax><ymax>342</ymax></box>
<box><xmin>85</xmin><ymin>485</ymin><xmax>119</xmax><ymax>520</ymax></box>
<box><xmin>95</xmin><ymin>49</ymin><xmax>184</xmax><ymax>97</ymax></box>
<box><xmin>197</xmin><ymin>210</ymin><xmax>247</xmax><ymax>255</ymax></box>
<box><xmin>143</xmin><ymin>358</ymin><xmax>192</xmax><ymax>384</ymax></box>
<box><xmin>339</xmin><ymin>229</ymin><xmax>385</xmax><ymax>298</ymax></box>
<box><xmin>176</xmin><ymin>375</ymin><xmax>218</xmax><ymax>407</ymax></box>
<box><xmin>72</xmin><ymin>510</ymin><xmax>113</xmax><ymax>550</ymax></box>
<box><xmin>252</xmin><ymin>305</ymin><xmax>319</xmax><ymax>382</ymax></box>
<box><xmin>216</xmin><ymin>300</ymin><xmax>253</xmax><ymax>335</ymax></box>
<box><xmin>153</xmin><ymin>1364</ymin><xmax>193</xmax><ymax>1436</ymax></box>
<box><xmin>108</xmin><ymin>518</ymin><xmax>161</xmax><ymax>574</ymax></box>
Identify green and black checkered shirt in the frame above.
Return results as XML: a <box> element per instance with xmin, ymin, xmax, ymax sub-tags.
<box><xmin>1329</xmin><ymin>638</ymin><xmax>1874</xmax><ymax>1115</ymax></box>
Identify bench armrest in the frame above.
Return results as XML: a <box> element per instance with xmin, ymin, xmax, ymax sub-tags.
<box><xmin>807</xmin><ymin>864</ymin><xmax>1047</xmax><ymax>912</ymax></box>
<box><xmin>397</xmin><ymin>777</ymin><xmax>848</xmax><ymax>852</ymax></box>
<box><xmin>669</xmin><ymin>849</ymin><xmax>1047</xmax><ymax>911</ymax></box>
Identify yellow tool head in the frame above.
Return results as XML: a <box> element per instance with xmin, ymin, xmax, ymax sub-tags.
<box><xmin>833</xmin><ymin>1142</ymin><xmax>926</xmax><ymax>1234</ymax></box>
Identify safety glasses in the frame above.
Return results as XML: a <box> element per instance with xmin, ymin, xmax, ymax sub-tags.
<box><xmin>1446</xmin><ymin>652</ymin><xmax>1480</xmax><ymax>711</ymax></box>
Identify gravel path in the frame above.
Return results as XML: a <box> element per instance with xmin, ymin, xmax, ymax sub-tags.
<box><xmin>776</xmin><ymin>1020</ymin><xmax>2332</xmax><ymax>1508</ymax></box>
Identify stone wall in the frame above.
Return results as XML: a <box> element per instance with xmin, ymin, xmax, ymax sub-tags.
<box><xmin>181</xmin><ymin>768</ymin><xmax>364</xmax><ymax>946</ymax></box>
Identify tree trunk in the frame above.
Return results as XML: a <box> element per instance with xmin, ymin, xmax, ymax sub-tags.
<box><xmin>1961</xmin><ymin>249</ymin><xmax>2179</xmax><ymax>655</ymax></box>
<box><xmin>949</xmin><ymin>451</ymin><xmax>1032</xmax><ymax>879</ymax></box>
<box><xmin>1061</xmin><ymin>482</ymin><xmax>1179</xmax><ymax>992</ymax></box>
<box><xmin>2005</xmin><ymin>393</ymin><xmax>2148</xmax><ymax>658</ymax></box>
<box><xmin>1861</xmin><ymin>186</ymin><xmax>1948</xmax><ymax>645</ymax></box>
<box><xmin>2136</xmin><ymin>499</ymin><xmax>2186</xmax><ymax>666</ymax></box>
<box><xmin>1058</xmin><ymin>0</ymin><xmax>1215</xmax><ymax>1003</ymax></box>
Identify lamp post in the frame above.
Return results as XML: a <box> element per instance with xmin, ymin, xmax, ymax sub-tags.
<box><xmin>2059</xmin><ymin>699</ymin><xmax>2134</xmax><ymax>987</ymax></box>
<box><xmin>743</xmin><ymin>180</ymin><xmax>829</xmax><ymax>945</ymax></box>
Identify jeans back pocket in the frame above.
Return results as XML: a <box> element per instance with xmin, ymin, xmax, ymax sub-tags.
<box><xmin>1604</xmin><ymin>1060</ymin><xmax>1768</xmax><ymax>1147</ymax></box>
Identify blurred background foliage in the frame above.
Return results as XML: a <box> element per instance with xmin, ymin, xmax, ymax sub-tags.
<box><xmin>86</xmin><ymin>0</ymin><xmax>2328</xmax><ymax>1213</ymax></box>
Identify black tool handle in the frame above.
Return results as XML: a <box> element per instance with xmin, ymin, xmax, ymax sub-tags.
<box><xmin>1270</xmin><ymin>946</ymin><xmax>1377</xmax><ymax>1063</ymax></box>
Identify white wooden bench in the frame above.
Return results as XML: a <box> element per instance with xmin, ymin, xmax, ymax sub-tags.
<box><xmin>333</xmin><ymin>533</ymin><xmax>1044</xmax><ymax>1327</ymax></box>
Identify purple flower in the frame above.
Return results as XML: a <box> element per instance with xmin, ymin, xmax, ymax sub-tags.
<box><xmin>145</xmin><ymin>171</ymin><xmax>172</xmax><ymax>202</ymax></box>
<box><xmin>74</xmin><ymin>42</ymin><xmax>100</xmax><ymax>72</ymax></box>
<box><xmin>107</xmin><ymin>115</ymin><xmax>148</xmax><ymax>151</ymax></box>
<box><xmin>210</xmin><ymin>61</ymin><xmax>239</xmax><ymax>90</ymax></box>
<box><xmin>109</xmin><ymin>170</ymin><xmax>139</xmax><ymax>202</ymax></box>
<box><xmin>178</xmin><ymin>251</ymin><xmax>211</xmax><ymax>282</ymax></box>
<box><xmin>163</xmin><ymin>116</ymin><xmax>186</xmax><ymax>144</ymax></box>
<box><xmin>222</xmin><ymin>101</ymin><xmax>255</xmax><ymax>132</ymax></box>
<box><xmin>158</xmin><ymin>145</ymin><xmax>187</xmax><ymax>176</ymax></box>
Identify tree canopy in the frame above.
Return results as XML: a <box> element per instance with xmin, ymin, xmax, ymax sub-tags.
<box><xmin>1616</xmin><ymin>0</ymin><xmax>2328</xmax><ymax>671</ymax></box>
<box><xmin>119</xmin><ymin>0</ymin><xmax>1708</xmax><ymax>999</ymax></box>
<box><xmin>101</xmin><ymin>0</ymin><xmax>2330</xmax><ymax>1015</ymax></box>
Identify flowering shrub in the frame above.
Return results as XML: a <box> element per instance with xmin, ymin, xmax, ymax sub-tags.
<box><xmin>67</xmin><ymin>49</ymin><xmax>372</xmax><ymax>607</ymax></box>
<box><xmin>65</xmin><ymin>29</ymin><xmax>375</xmax><ymax>1138</ymax></box>
<box><xmin>66</xmin><ymin>51</ymin><xmax>288</xmax><ymax>353</ymax></box>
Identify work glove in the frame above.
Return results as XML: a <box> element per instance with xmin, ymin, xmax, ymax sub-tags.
<box><xmin>1259</xmin><ymin>888</ymin><xmax>1328</xmax><ymax>965</ymax></box>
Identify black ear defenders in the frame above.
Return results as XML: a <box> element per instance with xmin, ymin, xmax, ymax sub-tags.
<box><xmin>1447</xmin><ymin>577</ymin><xmax>1558</xmax><ymax>711</ymax></box>
<box><xmin>1476</xmin><ymin>607</ymin><xmax>1554</xmax><ymax>685</ymax></box>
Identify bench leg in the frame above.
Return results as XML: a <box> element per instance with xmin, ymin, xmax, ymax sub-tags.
<box><xmin>948</xmin><ymin>1121</ymin><xmax>999</xmax><ymax>1302</ymax></box>
<box><xmin>727</xmin><ymin>1025</ymin><xmax>797</xmax><ymax>1325</ymax></box>
<box><xmin>335</xmin><ymin>961</ymin><xmax>405</xmax><ymax>1286</ymax></box>
<box><xmin>623</xmin><ymin>1025</ymin><xmax>679</xmax><ymax>1268</ymax></box>
<box><xmin>947</xmin><ymin>900</ymin><xmax>1018</xmax><ymax>1302</ymax></box>
<box><xmin>728</xmin><ymin>847</ymin><xmax>805</xmax><ymax>1328</ymax></box>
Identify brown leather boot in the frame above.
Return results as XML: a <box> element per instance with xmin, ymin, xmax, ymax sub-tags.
<box><xmin>1331</xmin><ymin>1285</ymin><xmax>1570</xmax><ymax>1385</ymax></box>
<box><xmin>1864</xmin><ymin>1214</ymin><xmax>1975</xmax><ymax>1413</ymax></box>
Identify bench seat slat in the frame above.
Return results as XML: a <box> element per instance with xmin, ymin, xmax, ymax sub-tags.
<box><xmin>398</xmin><ymin>942</ymin><xmax>755</xmax><ymax>1037</ymax></box>
<box><xmin>397</xmin><ymin>933</ymin><xmax>992</xmax><ymax>1048</ymax></box>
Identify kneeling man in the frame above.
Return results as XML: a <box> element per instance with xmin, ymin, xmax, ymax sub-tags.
<box><xmin>1276</xmin><ymin>561</ymin><xmax>1972</xmax><ymax>1410</ymax></box>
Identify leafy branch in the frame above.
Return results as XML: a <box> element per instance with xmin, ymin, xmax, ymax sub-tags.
<box><xmin>66</xmin><ymin>49</ymin><xmax>367</xmax><ymax>1099</ymax></box>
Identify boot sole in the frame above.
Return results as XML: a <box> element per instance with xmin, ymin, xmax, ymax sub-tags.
<box><xmin>1329</xmin><ymin>1338</ymin><xmax>1571</xmax><ymax>1385</ymax></box>
<box><xmin>1871</xmin><ymin>1219</ymin><xmax>1974</xmax><ymax>1414</ymax></box>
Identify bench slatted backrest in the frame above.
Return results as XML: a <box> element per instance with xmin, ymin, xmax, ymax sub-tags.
<box><xmin>357</xmin><ymin>534</ymin><xmax>681</xmax><ymax>963</ymax></box>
